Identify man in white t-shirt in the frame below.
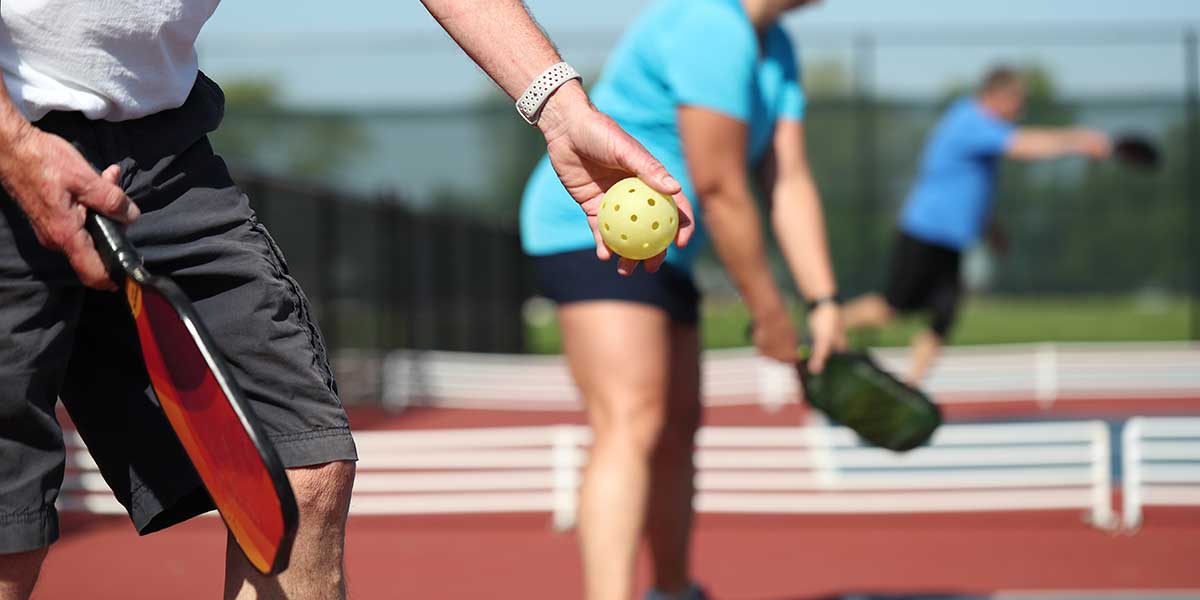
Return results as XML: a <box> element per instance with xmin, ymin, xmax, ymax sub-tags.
<box><xmin>0</xmin><ymin>2</ymin><xmax>694</xmax><ymax>599</ymax></box>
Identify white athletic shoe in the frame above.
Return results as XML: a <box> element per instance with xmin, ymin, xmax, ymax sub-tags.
<box><xmin>644</xmin><ymin>584</ymin><xmax>709</xmax><ymax>600</ymax></box>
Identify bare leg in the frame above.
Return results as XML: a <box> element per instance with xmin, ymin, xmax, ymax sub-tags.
<box><xmin>906</xmin><ymin>329</ymin><xmax>943</xmax><ymax>385</ymax></box>
<box><xmin>841</xmin><ymin>293</ymin><xmax>894</xmax><ymax>330</ymax></box>
<box><xmin>560</xmin><ymin>302</ymin><xmax>673</xmax><ymax>600</ymax></box>
<box><xmin>224</xmin><ymin>461</ymin><xmax>356</xmax><ymax>600</ymax></box>
<box><xmin>645</xmin><ymin>322</ymin><xmax>701</xmax><ymax>595</ymax></box>
<box><xmin>0</xmin><ymin>548</ymin><xmax>47</xmax><ymax>600</ymax></box>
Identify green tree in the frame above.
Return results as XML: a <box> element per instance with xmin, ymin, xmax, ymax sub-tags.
<box><xmin>210</xmin><ymin>79</ymin><xmax>368</xmax><ymax>179</ymax></box>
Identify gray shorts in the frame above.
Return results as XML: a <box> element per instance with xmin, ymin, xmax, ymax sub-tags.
<box><xmin>0</xmin><ymin>74</ymin><xmax>357</xmax><ymax>554</ymax></box>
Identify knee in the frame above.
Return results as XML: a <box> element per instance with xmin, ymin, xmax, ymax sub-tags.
<box><xmin>0</xmin><ymin>547</ymin><xmax>49</xmax><ymax>598</ymax></box>
<box><xmin>288</xmin><ymin>460</ymin><xmax>356</xmax><ymax>524</ymax></box>
<box><xmin>590</xmin><ymin>392</ymin><xmax>667</xmax><ymax>457</ymax></box>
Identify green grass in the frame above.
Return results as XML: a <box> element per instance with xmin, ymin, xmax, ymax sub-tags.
<box><xmin>525</xmin><ymin>295</ymin><xmax>1194</xmax><ymax>354</ymax></box>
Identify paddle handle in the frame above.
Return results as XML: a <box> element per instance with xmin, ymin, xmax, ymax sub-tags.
<box><xmin>86</xmin><ymin>212</ymin><xmax>145</xmax><ymax>283</ymax></box>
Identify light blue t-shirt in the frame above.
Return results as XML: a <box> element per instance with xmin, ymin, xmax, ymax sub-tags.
<box><xmin>899</xmin><ymin>98</ymin><xmax>1016</xmax><ymax>250</ymax></box>
<box><xmin>519</xmin><ymin>0</ymin><xmax>806</xmax><ymax>269</ymax></box>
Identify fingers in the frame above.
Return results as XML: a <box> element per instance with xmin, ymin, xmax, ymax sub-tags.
<box><xmin>590</xmin><ymin>219</ymin><xmax>613</xmax><ymax>261</ymax></box>
<box><xmin>617</xmin><ymin>257</ymin><xmax>638</xmax><ymax>277</ymax></box>
<box><xmin>63</xmin><ymin>226</ymin><xmax>116</xmax><ymax>291</ymax></box>
<box><xmin>671</xmin><ymin>193</ymin><xmax>697</xmax><ymax>248</ymax></box>
<box><xmin>613</xmin><ymin>131</ymin><xmax>682</xmax><ymax>196</ymax></box>
<box><xmin>594</xmin><ymin>240</ymin><xmax>613</xmax><ymax>261</ymax></box>
<box><xmin>78</xmin><ymin>164</ymin><xmax>139</xmax><ymax>223</ymax></box>
<box><xmin>643</xmin><ymin>252</ymin><xmax>666</xmax><ymax>273</ymax></box>
<box><xmin>808</xmin><ymin>332</ymin><xmax>832</xmax><ymax>373</ymax></box>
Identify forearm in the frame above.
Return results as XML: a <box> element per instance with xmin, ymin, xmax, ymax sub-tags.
<box><xmin>702</xmin><ymin>183</ymin><xmax>787</xmax><ymax>319</ymax></box>
<box><xmin>769</xmin><ymin>174</ymin><xmax>837</xmax><ymax>301</ymax></box>
<box><xmin>420</xmin><ymin>0</ymin><xmax>559</xmax><ymax>99</ymax></box>
<box><xmin>419</xmin><ymin>0</ymin><xmax>590</xmax><ymax>134</ymax></box>
<box><xmin>0</xmin><ymin>76</ymin><xmax>33</xmax><ymax>168</ymax></box>
<box><xmin>1008</xmin><ymin>128</ymin><xmax>1101</xmax><ymax>160</ymax></box>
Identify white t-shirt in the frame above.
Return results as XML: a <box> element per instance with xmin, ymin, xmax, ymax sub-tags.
<box><xmin>0</xmin><ymin>1</ymin><xmax>221</xmax><ymax>122</ymax></box>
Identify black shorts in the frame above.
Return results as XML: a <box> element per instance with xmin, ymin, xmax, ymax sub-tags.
<box><xmin>0</xmin><ymin>74</ymin><xmax>357</xmax><ymax>554</ymax></box>
<box><xmin>532</xmin><ymin>249</ymin><xmax>700</xmax><ymax>325</ymax></box>
<box><xmin>883</xmin><ymin>232</ymin><xmax>963</xmax><ymax>337</ymax></box>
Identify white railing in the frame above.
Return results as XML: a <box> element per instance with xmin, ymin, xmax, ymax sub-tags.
<box><xmin>63</xmin><ymin>418</ymin><xmax>1200</xmax><ymax>531</ymax></box>
<box><xmin>342</xmin><ymin>421</ymin><xmax>1115</xmax><ymax>529</ymax></box>
<box><xmin>377</xmin><ymin>342</ymin><xmax>1200</xmax><ymax>411</ymax></box>
<box><xmin>1121</xmin><ymin>417</ymin><xmax>1200</xmax><ymax>529</ymax></box>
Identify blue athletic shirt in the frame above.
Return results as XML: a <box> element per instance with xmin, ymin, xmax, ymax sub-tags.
<box><xmin>899</xmin><ymin>97</ymin><xmax>1016</xmax><ymax>251</ymax></box>
<box><xmin>519</xmin><ymin>0</ymin><xmax>806</xmax><ymax>270</ymax></box>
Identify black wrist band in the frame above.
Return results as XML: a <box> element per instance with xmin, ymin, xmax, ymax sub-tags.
<box><xmin>805</xmin><ymin>295</ymin><xmax>840</xmax><ymax>312</ymax></box>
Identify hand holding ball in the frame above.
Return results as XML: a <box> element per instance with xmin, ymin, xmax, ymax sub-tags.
<box><xmin>598</xmin><ymin>177</ymin><xmax>680</xmax><ymax>261</ymax></box>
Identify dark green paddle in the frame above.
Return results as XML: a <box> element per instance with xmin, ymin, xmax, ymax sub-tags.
<box><xmin>797</xmin><ymin>352</ymin><xmax>942</xmax><ymax>452</ymax></box>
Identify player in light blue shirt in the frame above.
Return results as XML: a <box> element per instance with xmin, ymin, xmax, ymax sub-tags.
<box><xmin>843</xmin><ymin>67</ymin><xmax>1111</xmax><ymax>383</ymax></box>
<box><xmin>519</xmin><ymin>1</ymin><xmax>841</xmax><ymax>599</ymax></box>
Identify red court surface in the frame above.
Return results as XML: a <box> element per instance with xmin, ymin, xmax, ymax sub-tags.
<box><xmin>37</xmin><ymin>400</ymin><xmax>1200</xmax><ymax>599</ymax></box>
<box><xmin>33</xmin><ymin>508</ymin><xmax>1200</xmax><ymax>599</ymax></box>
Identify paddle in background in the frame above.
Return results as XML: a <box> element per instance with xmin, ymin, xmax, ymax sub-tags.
<box><xmin>1112</xmin><ymin>132</ymin><xmax>1162</xmax><ymax>172</ymax></box>
<box><xmin>797</xmin><ymin>352</ymin><xmax>942</xmax><ymax>452</ymax></box>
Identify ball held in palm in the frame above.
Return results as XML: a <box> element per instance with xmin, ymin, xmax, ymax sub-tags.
<box><xmin>597</xmin><ymin>177</ymin><xmax>679</xmax><ymax>261</ymax></box>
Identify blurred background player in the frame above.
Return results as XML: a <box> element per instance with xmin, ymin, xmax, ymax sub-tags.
<box><xmin>520</xmin><ymin>1</ymin><xmax>843</xmax><ymax>599</ymax></box>
<box><xmin>841</xmin><ymin>66</ymin><xmax>1112</xmax><ymax>384</ymax></box>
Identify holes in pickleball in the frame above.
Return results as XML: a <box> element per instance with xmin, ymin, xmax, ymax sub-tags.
<box><xmin>647</xmin><ymin>198</ymin><xmax>656</xmax><ymax>207</ymax></box>
<box><xmin>604</xmin><ymin>223</ymin><xmax>610</xmax><ymax>231</ymax></box>
<box><xmin>627</xmin><ymin>188</ymin><xmax>635</xmax><ymax>193</ymax></box>
<box><xmin>669</xmin><ymin>217</ymin><xmax>675</xmax><ymax>225</ymax></box>
<box><xmin>630</xmin><ymin>214</ymin><xmax>638</xmax><ymax>223</ymax></box>
<box><xmin>621</xmin><ymin>234</ymin><xmax>628</xmax><ymax>241</ymax></box>
<box><xmin>642</xmin><ymin>243</ymin><xmax>649</xmax><ymax>249</ymax></box>
<box><xmin>652</xmin><ymin>222</ymin><xmax>660</xmax><ymax>231</ymax></box>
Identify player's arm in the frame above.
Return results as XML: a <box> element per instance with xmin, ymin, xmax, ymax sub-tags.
<box><xmin>0</xmin><ymin>76</ymin><xmax>137</xmax><ymax>290</ymax></box>
<box><xmin>1006</xmin><ymin>127</ymin><xmax>1111</xmax><ymax>161</ymax></box>
<box><xmin>761</xmin><ymin>119</ymin><xmax>844</xmax><ymax>371</ymax></box>
<box><xmin>678</xmin><ymin>106</ymin><xmax>796</xmax><ymax>362</ymax></box>
<box><xmin>419</xmin><ymin>0</ymin><xmax>694</xmax><ymax>274</ymax></box>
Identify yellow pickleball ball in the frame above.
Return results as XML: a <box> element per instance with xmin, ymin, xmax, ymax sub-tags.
<box><xmin>597</xmin><ymin>177</ymin><xmax>679</xmax><ymax>261</ymax></box>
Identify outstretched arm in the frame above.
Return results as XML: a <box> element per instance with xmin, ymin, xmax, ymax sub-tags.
<box><xmin>420</xmin><ymin>0</ymin><xmax>694</xmax><ymax>274</ymax></box>
<box><xmin>762</xmin><ymin>119</ymin><xmax>845</xmax><ymax>372</ymax></box>
<box><xmin>1006</xmin><ymin>127</ymin><xmax>1111</xmax><ymax>161</ymax></box>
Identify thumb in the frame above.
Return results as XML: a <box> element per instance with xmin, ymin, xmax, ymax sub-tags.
<box><xmin>80</xmin><ymin>164</ymin><xmax>139</xmax><ymax>223</ymax></box>
<box><xmin>808</xmin><ymin>334</ymin><xmax>832</xmax><ymax>374</ymax></box>
<box><xmin>613</xmin><ymin>132</ymin><xmax>681</xmax><ymax>196</ymax></box>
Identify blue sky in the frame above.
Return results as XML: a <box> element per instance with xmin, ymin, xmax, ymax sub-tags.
<box><xmin>198</xmin><ymin>0</ymin><xmax>1200</xmax><ymax>106</ymax></box>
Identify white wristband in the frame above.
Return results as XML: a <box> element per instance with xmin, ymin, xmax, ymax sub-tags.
<box><xmin>515</xmin><ymin>62</ymin><xmax>582</xmax><ymax>126</ymax></box>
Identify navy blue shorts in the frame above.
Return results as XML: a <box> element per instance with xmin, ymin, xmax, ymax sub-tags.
<box><xmin>532</xmin><ymin>249</ymin><xmax>700</xmax><ymax>325</ymax></box>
